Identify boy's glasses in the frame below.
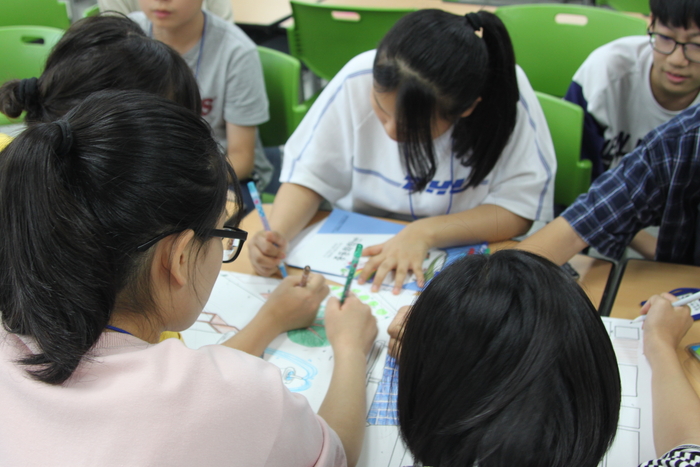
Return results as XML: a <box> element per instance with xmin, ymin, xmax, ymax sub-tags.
<box><xmin>135</xmin><ymin>225</ymin><xmax>248</xmax><ymax>263</ymax></box>
<box><xmin>648</xmin><ymin>32</ymin><xmax>700</xmax><ymax>63</ymax></box>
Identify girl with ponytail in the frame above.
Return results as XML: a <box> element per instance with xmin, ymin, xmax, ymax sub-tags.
<box><xmin>0</xmin><ymin>90</ymin><xmax>377</xmax><ymax>466</ymax></box>
<box><xmin>0</xmin><ymin>13</ymin><xmax>201</xmax><ymax>143</ymax></box>
<box><xmin>250</xmin><ymin>9</ymin><xmax>556</xmax><ymax>294</ymax></box>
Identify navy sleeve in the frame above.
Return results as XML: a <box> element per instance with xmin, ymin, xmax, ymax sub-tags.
<box><xmin>564</xmin><ymin>81</ymin><xmax>607</xmax><ymax>181</ymax></box>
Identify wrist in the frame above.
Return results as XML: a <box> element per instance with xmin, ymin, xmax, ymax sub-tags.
<box><xmin>645</xmin><ymin>334</ymin><xmax>680</xmax><ymax>365</ymax></box>
<box><xmin>249</xmin><ymin>305</ymin><xmax>285</xmax><ymax>340</ymax></box>
<box><xmin>331</xmin><ymin>343</ymin><xmax>368</xmax><ymax>361</ymax></box>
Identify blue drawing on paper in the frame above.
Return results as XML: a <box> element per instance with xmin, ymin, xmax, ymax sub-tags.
<box><xmin>264</xmin><ymin>348</ymin><xmax>318</xmax><ymax>392</ymax></box>
<box><xmin>367</xmin><ymin>355</ymin><xmax>399</xmax><ymax>426</ymax></box>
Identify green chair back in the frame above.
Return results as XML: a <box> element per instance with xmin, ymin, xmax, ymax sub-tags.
<box><xmin>597</xmin><ymin>0</ymin><xmax>650</xmax><ymax>16</ymax></box>
<box><xmin>535</xmin><ymin>91</ymin><xmax>591</xmax><ymax>206</ymax></box>
<box><xmin>0</xmin><ymin>26</ymin><xmax>65</xmax><ymax>125</ymax></box>
<box><xmin>257</xmin><ymin>46</ymin><xmax>315</xmax><ymax>147</ymax></box>
<box><xmin>82</xmin><ymin>4</ymin><xmax>101</xmax><ymax>18</ymax></box>
<box><xmin>287</xmin><ymin>1</ymin><xmax>414</xmax><ymax>81</ymax></box>
<box><xmin>495</xmin><ymin>4</ymin><xmax>648</xmax><ymax>97</ymax></box>
<box><xmin>0</xmin><ymin>0</ymin><xmax>70</xmax><ymax>29</ymax></box>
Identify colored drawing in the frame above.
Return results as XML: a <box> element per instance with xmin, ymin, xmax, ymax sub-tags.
<box><xmin>197</xmin><ymin>311</ymin><xmax>239</xmax><ymax>334</ymax></box>
<box><xmin>367</xmin><ymin>355</ymin><xmax>399</xmax><ymax>426</ymax></box>
<box><xmin>264</xmin><ymin>348</ymin><xmax>318</xmax><ymax>392</ymax></box>
<box><xmin>287</xmin><ymin>318</ymin><xmax>330</xmax><ymax>347</ymax></box>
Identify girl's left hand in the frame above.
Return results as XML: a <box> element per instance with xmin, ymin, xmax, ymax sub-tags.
<box><xmin>357</xmin><ymin>223</ymin><xmax>431</xmax><ymax>294</ymax></box>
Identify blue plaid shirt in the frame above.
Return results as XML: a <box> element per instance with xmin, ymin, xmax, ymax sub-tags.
<box><xmin>562</xmin><ymin>104</ymin><xmax>700</xmax><ymax>265</ymax></box>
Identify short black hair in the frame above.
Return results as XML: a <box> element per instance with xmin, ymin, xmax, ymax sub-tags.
<box><xmin>650</xmin><ymin>0</ymin><xmax>700</xmax><ymax>30</ymax></box>
<box><xmin>397</xmin><ymin>250</ymin><xmax>620</xmax><ymax>467</ymax></box>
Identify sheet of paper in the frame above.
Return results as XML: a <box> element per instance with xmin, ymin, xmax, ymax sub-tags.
<box><xmin>181</xmin><ymin>271</ymin><xmax>417</xmax><ymax>467</ymax></box>
<box><xmin>286</xmin><ymin>208</ymin><xmax>487</xmax><ymax>291</ymax></box>
<box><xmin>184</xmin><ymin>275</ymin><xmax>654</xmax><ymax>467</ymax></box>
<box><xmin>598</xmin><ymin>317</ymin><xmax>655</xmax><ymax>467</ymax></box>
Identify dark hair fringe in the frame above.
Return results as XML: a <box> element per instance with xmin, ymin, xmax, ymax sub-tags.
<box><xmin>0</xmin><ymin>13</ymin><xmax>201</xmax><ymax>124</ymax></box>
<box><xmin>0</xmin><ymin>90</ymin><xmax>242</xmax><ymax>385</ymax></box>
<box><xmin>397</xmin><ymin>250</ymin><xmax>620</xmax><ymax>467</ymax></box>
<box><xmin>650</xmin><ymin>0</ymin><xmax>700</xmax><ymax>30</ymax></box>
<box><xmin>374</xmin><ymin>10</ymin><xmax>518</xmax><ymax>192</ymax></box>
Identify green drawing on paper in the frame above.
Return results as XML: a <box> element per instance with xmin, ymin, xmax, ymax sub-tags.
<box><xmin>287</xmin><ymin>318</ymin><xmax>329</xmax><ymax>347</ymax></box>
<box><xmin>287</xmin><ymin>286</ymin><xmax>390</xmax><ymax>347</ymax></box>
<box><xmin>288</xmin><ymin>301</ymin><xmax>330</xmax><ymax>347</ymax></box>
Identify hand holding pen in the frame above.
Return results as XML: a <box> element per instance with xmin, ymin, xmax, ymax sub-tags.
<box><xmin>247</xmin><ymin>181</ymin><xmax>288</xmax><ymax>278</ymax></box>
<box><xmin>634</xmin><ymin>290</ymin><xmax>700</xmax><ymax>322</ymax></box>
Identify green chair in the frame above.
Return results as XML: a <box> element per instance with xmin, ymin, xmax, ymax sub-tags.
<box><xmin>287</xmin><ymin>1</ymin><xmax>414</xmax><ymax>81</ymax></box>
<box><xmin>257</xmin><ymin>46</ymin><xmax>316</xmax><ymax>147</ymax></box>
<box><xmin>0</xmin><ymin>0</ymin><xmax>70</xmax><ymax>29</ymax></box>
<box><xmin>82</xmin><ymin>4</ymin><xmax>100</xmax><ymax>18</ymax></box>
<box><xmin>495</xmin><ymin>4</ymin><xmax>648</xmax><ymax>97</ymax></box>
<box><xmin>0</xmin><ymin>26</ymin><xmax>65</xmax><ymax>126</ymax></box>
<box><xmin>597</xmin><ymin>0</ymin><xmax>650</xmax><ymax>16</ymax></box>
<box><xmin>535</xmin><ymin>91</ymin><xmax>591</xmax><ymax>206</ymax></box>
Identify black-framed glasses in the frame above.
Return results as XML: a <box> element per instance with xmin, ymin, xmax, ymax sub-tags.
<box><xmin>649</xmin><ymin>31</ymin><xmax>700</xmax><ymax>64</ymax></box>
<box><xmin>135</xmin><ymin>225</ymin><xmax>248</xmax><ymax>263</ymax></box>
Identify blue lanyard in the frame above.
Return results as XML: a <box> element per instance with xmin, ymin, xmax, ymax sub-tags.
<box><xmin>149</xmin><ymin>12</ymin><xmax>207</xmax><ymax>81</ymax></box>
<box><xmin>105</xmin><ymin>325</ymin><xmax>133</xmax><ymax>336</ymax></box>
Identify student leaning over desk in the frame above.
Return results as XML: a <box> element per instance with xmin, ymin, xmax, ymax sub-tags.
<box><xmin>0</xmin><ymin>90</ymin><xmax>377</xmax><ymax>466</ymax></box>
<box><xmin>249</xmin><ymin>9</ymin><xmax>556</xmax><ymax>294</ymax></box>
<box><xmin>518</xmin><ymin>102</ymin><xmax>700</xmax><ymax>267</ymax></box>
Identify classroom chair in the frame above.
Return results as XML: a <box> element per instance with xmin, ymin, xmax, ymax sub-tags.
<box><xmin>257</xmin><ymin>46</ymin><xmax>313</xmax><ymax>147</ymax></box>
<box><xmin>287</xmin><ymin>0</ymin><xmax>414</xmax><ymax>81</ymax></box>
<box><xmin>0</xmin><ymin>0</ymin><xmax>70</xmax><ymax>29</ymax></box>
<box><xmin>535</xmin><ymin>91</ymin><xmax>591</xmax><ymax>207</ymax></box>
<box><xmin>495</xmin><ymin>4</ymin><xmax>648</xmax><ymax>97</ymax></box>
<box><xmin>0</xmin><ymin>26</ymin><xmax>65</xmax><ymax>126</ymax></box>
<box><xmin>596</xmin><ymin>0</ymin><xmax>650</xmax><ymax>16</ymax></box>
<box><xmin>82</xmin><ymin>4</ymin><xmax>100</xmax><ymax>18</ymax></box>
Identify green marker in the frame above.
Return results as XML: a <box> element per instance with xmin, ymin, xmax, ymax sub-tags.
<box><xmin>340</xmin><ymin>244</ymin><xmax>363</xmax><ymax>305</ymax></box>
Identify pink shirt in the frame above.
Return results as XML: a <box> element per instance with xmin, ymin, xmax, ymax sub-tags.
<box><xmin>0</xmin><ymin>330</ymin><xmax>346</xmax><ymax>466</ymax></box>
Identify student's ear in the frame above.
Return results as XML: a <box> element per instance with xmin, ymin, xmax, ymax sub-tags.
<box><xmin>460</xmin><ymin>97</ymin><xmax>482</xmax><ymax>118</ymax></box>
<box><xmin>154</xmin><ymin>230</ymin><xmax>196</xmax><ymax>287</ymax></box>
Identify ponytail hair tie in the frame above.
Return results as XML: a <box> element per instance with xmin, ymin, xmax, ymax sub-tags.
<box><xmin>55</xmin><ymin>120</ymin><xmax>74</xmax><ymax>157</ymax></box>
<box><xmin>17</xmin><ymin>77</ymin><xmax>40</xmax><ymax>110</ymax></box>
<box><xmin>464</xmin><ymin>12</ymin><xmax>483</xmax><ymax>31</ymax></box>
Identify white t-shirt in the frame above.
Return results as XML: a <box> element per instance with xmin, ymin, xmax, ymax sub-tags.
<box><xmin>566</xmin><ymin>36</ymin><xmax>700</xmax><ymax>177</ymax></box>
<box><xmin>130</xmin><ymin>12</ymin><xmax>273</xmax><ymax>189</ymax></box>
<box><xmin>282</xmin><ymin>50</ymin><xmax>556</xmax><ymax>222</ymax></box>
<box><xmin>0</xmin><ymin>330</ymin><xmax>345</xmax><ymax>466</ymax></box>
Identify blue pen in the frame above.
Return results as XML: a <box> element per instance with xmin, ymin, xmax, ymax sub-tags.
<box><xmin>247</xmin><ymin>181</ymin><xmax>288</xmax><ymax>278</ymax></box>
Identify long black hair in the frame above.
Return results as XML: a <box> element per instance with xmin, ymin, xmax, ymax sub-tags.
<box><xmin>0</xmin><ymin>13</ymin><xmax>201</xmax><ymax>123</ymax></box>
<box><xmin>0</xmin><ymin>90</ymin><xmax>241</xmax><ymax>385</ymax></box>
<box><xmin>374</xmin><ymin>9</ymin><xmax>518</xmax><ymax>192</ymax></box>
<box><xmin>397</xmin><ymin>250</ymin><xmax>620</xmax><ymax>467</ymax></box>
<box><xmin>650</xmin><ymin>0</ymin><xmax>700</xmax><ymax>29</ymax></box>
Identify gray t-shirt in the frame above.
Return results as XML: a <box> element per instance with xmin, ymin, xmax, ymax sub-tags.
<box><xmin>130</xmin><ymin>11</ymin><xmax>272</xmax><ymax>189</ymax></box>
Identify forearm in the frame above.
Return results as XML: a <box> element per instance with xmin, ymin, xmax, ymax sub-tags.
<box><xmin>629</xmin><ymin>230</ymin><xmax>657</xmax><ymax>260</ymax></box>
<box><xmin>220</xmin><ymin>308</ymin><xmax>281</xmax><ymax>357</ymax></box>
<box><xmin>517</xmin><ymin>217</ymin><xmax>589</xmax><ymax>265</ymax></box>
<box><xmin>317</xmin><ymin>347</ymin><xmax>367</xmax><ymax>467</ymax></box>
<box><xmin>647</xmin><ymin>342</ymin><xmax>700</xmax><ymax>455</ymax></box>
<box><xmin>270</xmin><ymin>183</ymin><xmax>323</xmax><ymax>241</ymax></box>
<box><xmin>228</xmin><ymin>149</ymin><xmax>255</xmax><ymax>181</ymax></box>
<box><xmin>416</xmin><ymin>204</ymin><xmax>532</xmax><ymax>249</ymax></box>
